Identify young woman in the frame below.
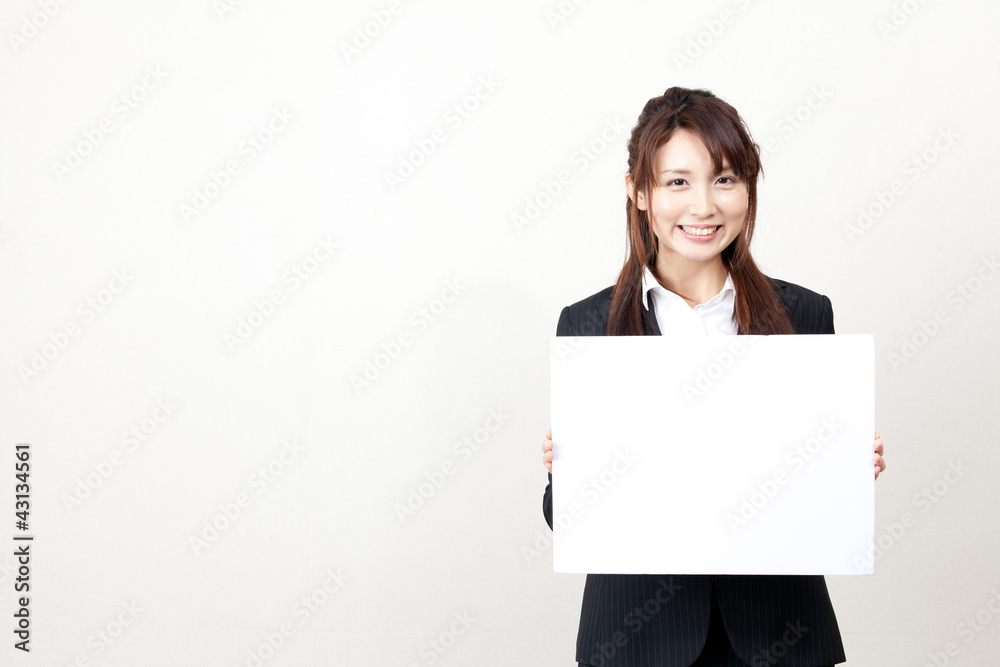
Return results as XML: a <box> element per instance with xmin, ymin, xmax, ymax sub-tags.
<box><xmin>540</xmin><ymin>87</ymin><xmax>886</xmax><ymax>667</ymax></box>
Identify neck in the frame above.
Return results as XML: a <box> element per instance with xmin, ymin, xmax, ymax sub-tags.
<box><xmin>653</xmin><ymin>255</ymin><xmax>728</xmax><ymax>307</ymax></box>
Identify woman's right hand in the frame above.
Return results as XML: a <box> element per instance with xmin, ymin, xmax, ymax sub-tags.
<box><xmin>542</xmin><ymin>428</ymin><xmax>553</xmax><ymax>473</ymax></box>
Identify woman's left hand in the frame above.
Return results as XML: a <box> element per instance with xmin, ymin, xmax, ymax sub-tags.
<box><xmin>874</xmin><ymin>430</ymin><xmax>886</xmax><ymax>481</ymax></box>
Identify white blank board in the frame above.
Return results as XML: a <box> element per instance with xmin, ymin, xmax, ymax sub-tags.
<box><xmin>550</xmin><ymin>334</ymin><xmax>875</xmax><ymax>575</ymax></box>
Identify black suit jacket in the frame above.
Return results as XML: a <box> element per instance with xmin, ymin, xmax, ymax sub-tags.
<box><xmin>542</xmin><ymin>278</ymin><xmax>846</xmax><ymax>667</ymax></box>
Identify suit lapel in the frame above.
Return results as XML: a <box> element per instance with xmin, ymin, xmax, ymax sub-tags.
<box><xmin>644</xmin><ymin>291</ymin><xmax>661</xmax><ymax>335</ymax></box>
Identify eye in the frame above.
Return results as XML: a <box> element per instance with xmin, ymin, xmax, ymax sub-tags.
<box><xmin>665</xmin><ymin>178</ymin><xmax>687</xmax><ymax>187</ymax></box>
<box><xmin>717</xmin><ymin>175</ymin><xmax>739</xmax><ymax>185</ymax></box>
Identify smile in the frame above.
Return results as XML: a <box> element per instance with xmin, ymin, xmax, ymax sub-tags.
<box><xmin>678</xmin><ymin>225</ymin><xmax>721</xmax><ymax>238</ymax></box>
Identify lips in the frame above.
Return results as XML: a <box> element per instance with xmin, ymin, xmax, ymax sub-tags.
<box><xmin>678</xmin><ymin>225</ymin><xmax>721</xmax><ymax>240</ymax></box>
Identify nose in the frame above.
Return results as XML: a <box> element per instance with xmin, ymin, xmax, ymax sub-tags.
<box><xmin>688</xmin><ymin>186</ymin><xmax>714</xmax><ymax>218</ymax></box>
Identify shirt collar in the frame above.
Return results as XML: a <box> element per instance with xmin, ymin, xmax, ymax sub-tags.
<box><xmin>641</xmin><ymin>265</ymin><xmax>735</xmax><ymax>309</ymax></box>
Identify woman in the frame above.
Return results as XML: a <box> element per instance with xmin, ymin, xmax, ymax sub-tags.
<box><xmin>540</xmin><ymin>87</ymin><xmax>886</xmax><ymax>667</ymax></box>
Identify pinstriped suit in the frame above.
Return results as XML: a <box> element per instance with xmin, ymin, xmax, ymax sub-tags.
<box><xmin>542</xmin><ymin>278</ymin><xmax>846</xmax><ymax>667</ymax></box>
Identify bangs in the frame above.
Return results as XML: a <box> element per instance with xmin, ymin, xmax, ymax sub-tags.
<box><xmin>636</xmin><ymin>96</ymin><xmax>760</xmax><ymax>186</ymax></box>
<box><xmin>684</xmin><ymin>110</ymin><xmax>759</xmax><ymax>182</ymax></box>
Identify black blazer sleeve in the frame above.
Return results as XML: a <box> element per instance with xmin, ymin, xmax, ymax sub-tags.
<box><xmin>542</xmin><ymin>304</ymin><xmax>577</xmax><ymax>530</ymax></box>
<box><xmin>771</xmin><ymin>277</ymin><xmax>835</xmax><ymax>335</ymax></box>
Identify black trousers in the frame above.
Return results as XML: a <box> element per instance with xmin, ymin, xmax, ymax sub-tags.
<box><xmin>579</xmin><ymin>583</ymin><xmax>834</xmax><ymax>667</ymax></box>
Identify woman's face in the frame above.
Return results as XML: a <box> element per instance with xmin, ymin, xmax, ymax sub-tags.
<box><xmin>633</xmin><ymin>129</ymin><xmax>747</xmax><ymax>270</ymax></box>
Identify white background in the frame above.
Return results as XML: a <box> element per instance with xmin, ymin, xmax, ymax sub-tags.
<box><xmin>1</xmin><ymin>0</ymin><xmax>998</xmax><ymax>665</ymax></box>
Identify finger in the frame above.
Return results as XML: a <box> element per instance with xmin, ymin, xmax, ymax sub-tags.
<box><xmin>545</xmin><ymin>429</ymin><xmax>551</xmax><ymax>439</ymax></box>
<box><xmin>545</xmin><ymin>461</ymin><xmax>552</xmax><ymax>473</ymax></box>
<box><xmin>873</xmin><ymin>455</ymin><xmax>885</xmax><ymax>478</ymax></box>
<box><xmin>874</xmin><ymin>439</ymin><xmax>883</xmax><ymax>456</ymax></box>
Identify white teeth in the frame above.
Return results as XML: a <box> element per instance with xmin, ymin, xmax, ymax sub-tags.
<box><xmin>680</xmin><ymin>225</ymin><xmax>719</xmax><ymax>236</ymax></box>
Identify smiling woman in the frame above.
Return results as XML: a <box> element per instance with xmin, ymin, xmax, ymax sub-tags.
<box><xmin>608</xmin><ymin>88</ymin><xmax>796</xmax><ymax>337</ymax></box>
<box><xmin>540</xmin><ymin>87</ymin><xmax>886</xmax><ymax>667</ymax></box>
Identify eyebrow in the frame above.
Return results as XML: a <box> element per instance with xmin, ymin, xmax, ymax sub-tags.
<box><xmin>659</xmin><ymin>164</ymin><xmax>735</xmax><ymax>175</ymax></box>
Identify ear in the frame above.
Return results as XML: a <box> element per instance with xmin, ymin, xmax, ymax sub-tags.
<box><xmin>625</xmin><ymin>173</ymin><xmax>648</xmax><ymax>211</ymax></box>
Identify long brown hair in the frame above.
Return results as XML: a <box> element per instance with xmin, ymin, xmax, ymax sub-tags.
<box><xmin>608</xmin><ymin>87</ymin><xmax>795</xmax><ymax>336</ymax></box>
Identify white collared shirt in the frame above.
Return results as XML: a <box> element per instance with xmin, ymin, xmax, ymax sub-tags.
<box><xmin>641</xmin><ymin>266</ymin><xmax>737</xmax><ymax>337</ymax></box>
